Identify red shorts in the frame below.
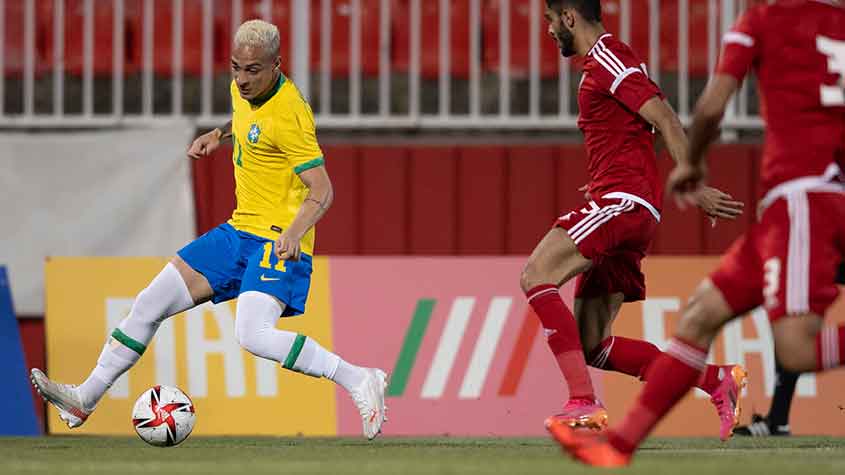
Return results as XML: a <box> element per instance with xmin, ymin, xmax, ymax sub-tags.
<box><xmin>711</xmin><ymin>191</ymin><xmax>845</xmax><ymax>321</ymax></box>
<box><xmin>555</xmin><ymin>195</ymin><xmax>659</xmax><ymax>302</ymax></box>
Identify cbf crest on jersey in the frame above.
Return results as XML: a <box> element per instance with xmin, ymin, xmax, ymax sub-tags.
<box><xmin>247</xmin><ymin>124</ymin><xmax>261</xmax><ymax>144</ymax></box>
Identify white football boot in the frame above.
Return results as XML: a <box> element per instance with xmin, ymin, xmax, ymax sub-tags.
<box><xmin>349</xmin><ymin>368</ymin><xmax>388</xmax><ymax>440</ymax></box>
<box><xmin>30</xmin><ymin>368</ymin><xmax>91</xmax><ymax>428</ymax></box>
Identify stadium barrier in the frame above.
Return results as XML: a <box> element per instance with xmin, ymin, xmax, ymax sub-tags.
<box><xmin>0</xmin><ymin>0</ymin><xmax>762</xmax><ymax>130</ymax></box>
<box><xmin>45</xmin><ymin>256</ymin><xmax>845</xmax><ymax>436</ymax></box>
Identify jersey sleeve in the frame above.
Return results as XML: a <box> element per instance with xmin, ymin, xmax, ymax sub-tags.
<box><xmin>589</xmin><ymin>44</ymin><xmax>662</xmax><ymax>113</ymax></box>
<box><xmin>716</xmin><ymin>6</ymin><xmax>763</xmax><ymax>82</ymax></box>
<box><xmin>275</xmin><ymin>99</ymin><xmax>325</xmax><ymax>174</ymax></box>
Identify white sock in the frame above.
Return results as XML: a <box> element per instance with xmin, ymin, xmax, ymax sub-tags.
<box><xmin>329</xmin><ymin>359</ymin><xmax>368</xmax><ymax>393</ymax></box>
<box><xmin>78</xmin><ymin>263</ymin><xmax>194</xmax><ymax>409</ymax></box>
<box><xmin>235</xmin><ymin>291</ymin><xmax>367</xmax><ymax>392</ymax></box>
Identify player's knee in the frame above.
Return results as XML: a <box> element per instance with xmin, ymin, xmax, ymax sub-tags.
<box><xmin>235</xmin><ymin>323</ymin><xmax>269</xmax><ymax>358</ymax></box>
<box><xmin>234</xmin><ymin>315</ymin><xmax>269</xmax><ymax>357</ymax></box>
<box><xmin>127</xmin><ymin>287</ymin><xmax>159</xmax><ymax>325</ymax></box>
<box><xmin>519</xmin><ymin>268</ymin><xmax>535</xmax><ymax>293</ymax></box>
<box><xmin>774</xmin><ymin>339</ymin><xmax>815</xmax><ymax>373</ymax></box>
<box><xmin>520</xmin><ymin>260</ymin><xmax>550</xmax><ymax>293</ymax></box>
<box><xmin>773</xmin><ymin>317</ymin><xmax>822</xmax><ymax>373</ymax></box>
<box><xmin>676</xmin><ymin>282</ymin><xmax>731</xmax><ymax>343</ymax></box>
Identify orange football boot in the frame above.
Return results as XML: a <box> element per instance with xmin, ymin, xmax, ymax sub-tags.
<box><xmin>545</xmin><ymin>418</ymin><xmax>631</xmax><ymax>467</ymax></box>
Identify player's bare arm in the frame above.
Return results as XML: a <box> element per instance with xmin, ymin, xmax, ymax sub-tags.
<box><xmin>275</xmin><ymin>165</ymin><xmax>334</xmax><ymax>262</ymax></box>
<box><xmin>668</xmin><ymin>74</ymin><xmax>739</xmax><ymax>198</ymax></box>
<box><xmin>640</xmin><ymin>95</ymin><xmax>743</xmax><ymax>218</ymax></box>
<box><xmin>187</xmin><ymin>121</ymin><xmax>232</xmax><ymax>160</ymax></box>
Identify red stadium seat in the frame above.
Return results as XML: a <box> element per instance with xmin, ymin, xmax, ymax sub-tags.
<box><xmin>213</xmin><ymin>0</ymin><xmax>289</xmax><ymax>76</ymax></box>
<box><xmin>2</xmin><ymin>0</ymin><xmax>28</xmax><ymax>77</ymax></box>
<box><xmin>4</xmin><ymin>1</ymin><xmax>54</xmax><ymax>77</ymax></box>
<box><xmin>215</xmin><ymin>0</ymin><xmax>379</xmax><ymax>78</ymax></box>
<box><xmin>482</xmin><ymin>0</ymin><xmax>560</xmax><ymax>79</ymax></box>
<box><xmin>392</xmin><ymin>0</ymin><xmax>471</xmax><ymax>79</ymax></box>
<box><xmin>312</xmin><ymin>0</ymin><xmax>380</xmax><ymax>77</ymax></box>
<box><xmin>124</xmin><ymin>0</ymin><xmax>229</xmax><ymax>76</ymax></box>
<box><xmin>661</xmin><ymin>0</ymin><xmax>712</xmax><ymax>77</ymax></box>
<box><xmin>41</xmin><ymin>0</ymin><xmax>136</xmax><ymax>76</ymax></box>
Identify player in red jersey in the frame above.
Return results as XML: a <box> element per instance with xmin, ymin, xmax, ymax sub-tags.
<box><xmin>520</xmin><ymin>0</ymin><xmax>746</xmax><ymax>438</ymax></box>
<box><xmin>549</xmin><ymin>0</ymin><xmax>845</xmax><ymax>466</ymax></box>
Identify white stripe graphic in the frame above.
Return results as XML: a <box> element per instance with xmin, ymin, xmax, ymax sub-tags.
<box><xmin>421</xmin><ymin>297</ymin><xmax>476</xmax><ymax>399</ymax></box>
<box><xmin>723</xmin><ymin>31</ymin><xmax>754</xmax><ymax>47</ymax></box>
<box><xmin>569</xmin><ymin>201</ymin><xmax>631</xmax><ymax>241</ymax></box>
<box><xmin>592</xmin><ymin>53</ymin><xmax>622</xmax><ymax>77</ymax></box>
<box><xmin>572</xmin><ymin>201</ymin><xmax>634</xmax><ymax>244</ymax></box>
<box><xmin>459</xmin><ymin>297</ymin><xmax>513</xmax><ymax>399</ymax></box>
<box><xmin>597</xmin><ymin>49</ymin><xmax>625</xmax><ymax>76</ymax></box>
<box><xmin>527</xmin><ymin>287</ymin><xmax>558</xmax><ymax>303</ymax></box>
<box><xmin>591</xmin><ymin>337</ymin><xmax>615</xmax><ymax>368</ymax></box>
<box><xmin>786</xmin><ymin>192</ymin><xmax>810</xmax><ymax>314</ymax></box>
<box><xmin>599</xmin><ymin>43</ymin><xmax>628</xmax><ymax>73</ymax></box>
<box><xmin>610</xmin><ymin>68</ymin><xmax>643</xmax><ymax>94</ymax></box>
<box><xmin>588</xmin><ymin>33</ymin><xmax>613</xmax><ymax>55</ymax></box>
<box><xmin>567</xmin><ymin>201</ymin><xmax>628</xmax><ymax>238</ymax></box>
<box><xmin>667</xmin><ymin>341</ymin><xmax>706</xmax><ymax>370</ymax></box>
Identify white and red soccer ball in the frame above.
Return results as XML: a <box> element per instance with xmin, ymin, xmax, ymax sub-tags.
<box><xmin>132</xmin><ymin>385</ymin><xmax>196</xmax><ymax>447</ymax></box>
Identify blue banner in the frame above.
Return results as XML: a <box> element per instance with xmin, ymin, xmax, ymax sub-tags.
<box><xmin>0</xmin><ymin>266</ymin><xmax>40</xmax><ymax>435</ymax></box>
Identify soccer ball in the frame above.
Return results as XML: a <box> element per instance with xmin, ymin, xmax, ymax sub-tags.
<box><xmin>131</xmin><ymin>385</ymin><xmax>196</xmax><ymax>447</ymax></box>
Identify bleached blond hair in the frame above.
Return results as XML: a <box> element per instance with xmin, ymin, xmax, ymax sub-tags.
<box><xmin>234</xmin><ymin>19</ymin><xmax>280</xmax><ymax>59</ymax></box>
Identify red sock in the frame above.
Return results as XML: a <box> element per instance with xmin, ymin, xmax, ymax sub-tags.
<box><xmin>589</xmin><ymin>336</ymin><xmax>728</xmax><ymax>395</ymax></box>
<box><xmin>816</xmin><ymin>325</ymin><xmax>845</xmax><ymax>370</ymax></box>
<box><xmin>526</xmin><ymin>284</ymin><xmax>594</xmax><ymax>401</ymax></box>
<box><xmin>697</xmin><ymin>365</ymin><xmax>733</xmax><ymax>394</ymax></box>
<box><xmin>588</xmin><ymin>336</ymin><xmax>660</xmax><ymax>379</ymax></box>
<box><xmin>607</xmin><ymin>337</ymin><xmax>707</xmax><ymax>454</ymax></box>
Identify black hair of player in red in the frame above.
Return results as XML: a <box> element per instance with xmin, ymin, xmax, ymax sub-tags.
<box><xmin>545</xmin><ymin>0</ymin><xmax>602</xmax><ymax>23</ymax></box>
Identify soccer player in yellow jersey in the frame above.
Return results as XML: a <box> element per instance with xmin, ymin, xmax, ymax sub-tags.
<box><xmin>31</xmin><ymin>19</ymin><xmax>388</xmax><ymax>440</ymax></box>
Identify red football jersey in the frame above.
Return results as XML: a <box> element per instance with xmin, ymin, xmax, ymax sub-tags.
<box><xmin>578</xmin><ymin>33</ymin><xmax>664</xmax><ymax>209</ymax></box>
<box><xmin>717</xmin><ymin>0</ymin><xmax>845</xmax><ymax>195</ymax></box>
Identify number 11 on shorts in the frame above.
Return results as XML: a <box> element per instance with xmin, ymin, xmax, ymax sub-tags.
<box><xmin>260</xmin><ymin>242</ymin><xmax>287</xmax><ymax>272</ymax></box>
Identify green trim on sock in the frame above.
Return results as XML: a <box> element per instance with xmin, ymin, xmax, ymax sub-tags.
<box><xmin>111</xmin><ymin>328</ymin><xmax>146</xmax><ymax>356</ymax></box>
<box><xmin>283</xmin><ymin>334</ymin><xmax>308</xmax><ymax>370</ymax></box>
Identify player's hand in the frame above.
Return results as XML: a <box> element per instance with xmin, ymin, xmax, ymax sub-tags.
<box><xmin>187</xmin><ymin>129</ymin><xmax>222</xmax><ymax>160</ymax></box>
<box><xmin>693</xmin><ymin>187</ymin><xmax>745</xmax><ymax>223</ymax></box>
<box><xmin>667</xmin><ymin>161</ymin><xmax>706</xmax><ymax>210</ymax></box>
<box><xmin>275</xmin><ymin>231</ymin><xmax>302</xmax><ymax>262</ymax></box>
<box><xmin>578</xmin><ymin>184</ymin><xmax>591</xmax><ymax>201</ymax></box>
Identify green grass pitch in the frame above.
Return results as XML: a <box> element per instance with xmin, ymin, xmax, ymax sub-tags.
<box><xmin>2</xmin><ymin>436</ymin><xmax>844</xmax><ymax>474</ymax></box>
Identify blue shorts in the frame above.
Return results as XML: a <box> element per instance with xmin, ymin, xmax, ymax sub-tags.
<box><xmin>177</xmin><ymin>223</ymin><xmax>313</xmax><ymax>316</ymax></box>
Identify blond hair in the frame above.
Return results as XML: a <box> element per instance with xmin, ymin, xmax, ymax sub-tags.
<box><xmin>234</xmin><ymin>19</ymin><xmax>280</xmax><ymax>58</ymax></box>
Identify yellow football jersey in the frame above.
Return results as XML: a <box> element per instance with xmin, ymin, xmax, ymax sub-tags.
<box><xmin>228</xmin><ymin>75</ymin><xmax>324</xmax><ymax>255</ymax></box>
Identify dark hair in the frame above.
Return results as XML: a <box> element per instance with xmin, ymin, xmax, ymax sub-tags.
<box><xmin>545</xmin><ymin>0</ymin><xmax>602</xmax><ymax>23</ymax></box>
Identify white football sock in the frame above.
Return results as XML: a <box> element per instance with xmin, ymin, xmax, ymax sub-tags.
<box><xmin>235</xmin><ymin>291</ymin><xmax>366</xmax><ymax>392</ymax></box>
<box><xmin>78</xmin><ymin>262</ymin><xmax>194</xmax><ymax>409</ymax></box>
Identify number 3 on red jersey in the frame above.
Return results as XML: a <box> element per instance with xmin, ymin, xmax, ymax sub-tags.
<box><xmin>817</xmin><ymin>35</ymin><xmax>845</xmax><ymax>106</ymax></box>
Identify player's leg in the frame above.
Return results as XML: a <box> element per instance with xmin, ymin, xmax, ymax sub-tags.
<box><xmin>233</xmin><ymin>290</ymin><xmax>386</xmax><ymax>439</ymax></box>
<box><xmin>736</xmin><ymin>258</ymin><xmax>845</xmax><ymax>437</ymax></box>
<box><xmin>31</xmin><ymin>256</ymin><xmax>211</xmax><ymax>427</ymax></box>
<box><xmin>31</xmin><ymin>224</ymin><xmax>241</xmax><ymax>428</ymax></box>
<box><xmin>768</xmin><ymin>192</ymin><xmax>845</xmax><ymax>374</ymax></box>
<box><xmin>581</xmin><ymin>294</ymin><xmax>740</xmax><ymax>392</ymax></box>
<box><xmin>580</xmin><ymin>288</ymin><xmax>746</xmax><ymax>438</ymax></box>
<box><xmin>736</xmin><ymin>361</ymin><xmax>797</xmax><ymax>436</ymax></box>
<box><xmin>520</xmin><ymin>227</ymin><xmax>597</xmax><ymax>414</ymax></box>
<box><xmin>548</xmin><ymin>279</ymin><xmax>744</xmax><ymax>466</ymax></box>
<box><xmin>548</xmin><ymin>231</ymin><xmax>762</xmax><ymax>466</ymax></box>
<box><xmin>237</xmin><ymin>241</ymin><xmax>387</xmax><ymax>439</ymax></box>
